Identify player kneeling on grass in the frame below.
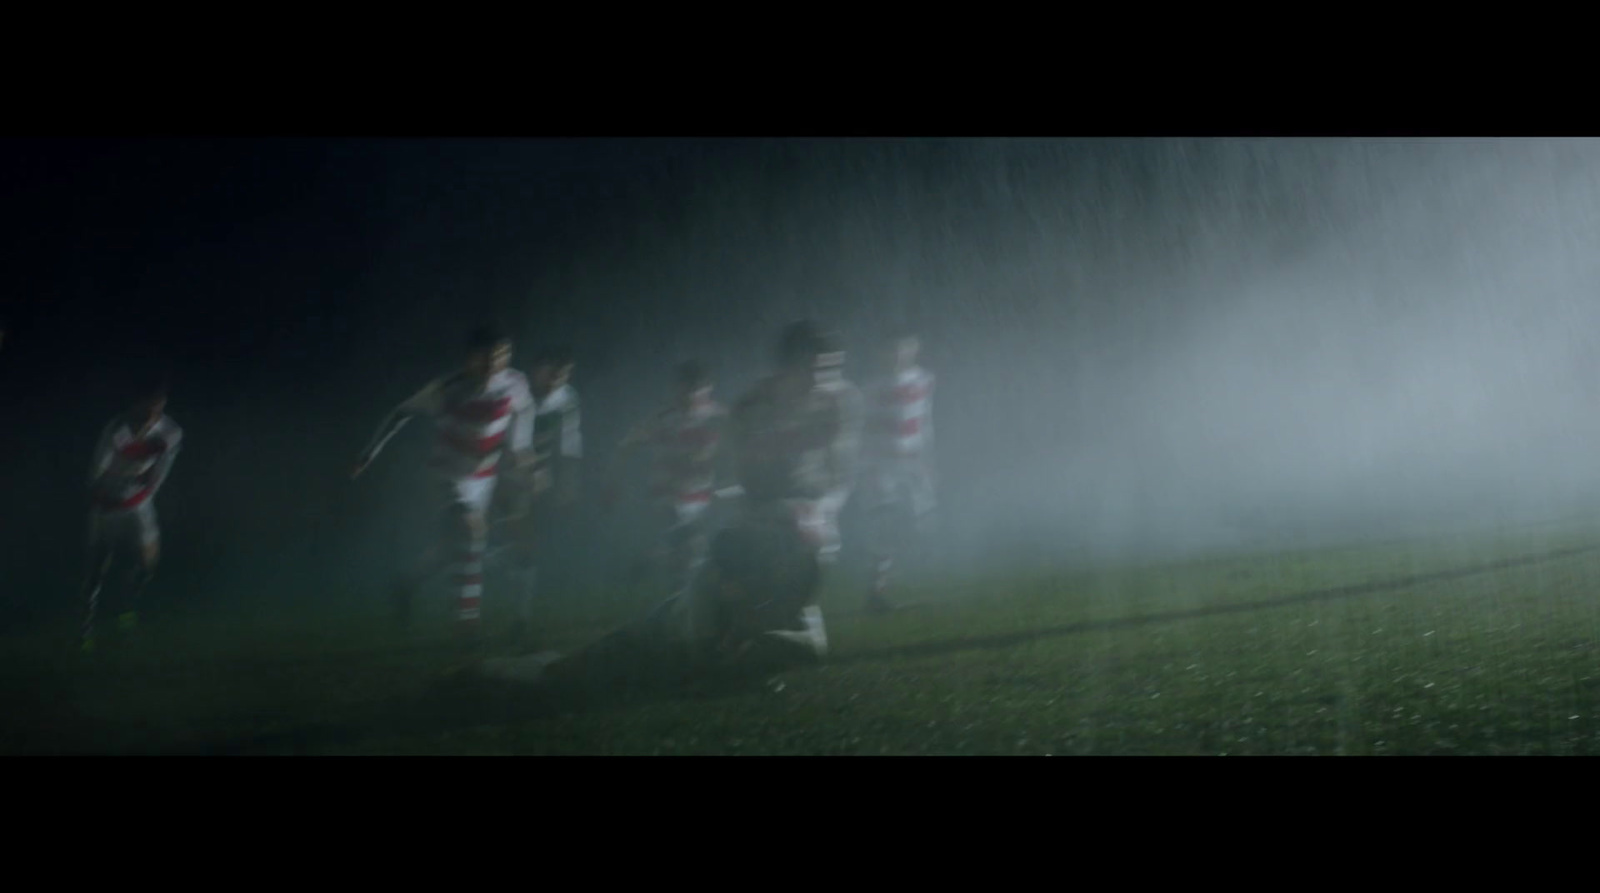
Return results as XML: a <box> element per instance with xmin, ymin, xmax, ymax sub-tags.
<box><xmin>476</xmin><ymin>504</ymin><xmax>825</xmax><ymax>690</ymax></box>
<box><xmin>81</xmin><ymin>381</ymin><xmax>183</xmax><ymax>652</ymax></box>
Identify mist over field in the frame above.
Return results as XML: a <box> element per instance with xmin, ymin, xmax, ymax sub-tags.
<box><xmin>7</xmin><ymin>138</ymin><xmax>1600</xmax><ymax>625</ymax></box>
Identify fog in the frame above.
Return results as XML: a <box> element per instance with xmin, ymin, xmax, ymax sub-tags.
<box><xmin>8</xmin><ymin>137</ymin><xmax>1600</xmax><ymax>627</ymax></box>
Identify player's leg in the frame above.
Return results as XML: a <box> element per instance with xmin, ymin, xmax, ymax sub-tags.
<box><xmin>113</xmin><ymin>503</ymin><xmax>161</xmax><ymax>633</ymax></box>
<box><xmin>450</xmin><ymin>476</ymin><xmax>495</xmax><ymax>634</ymax></box>
<box><xmin>79</xmin><ymin>512</ymin><xmax>116</xmax><ymax>651</ymax></box>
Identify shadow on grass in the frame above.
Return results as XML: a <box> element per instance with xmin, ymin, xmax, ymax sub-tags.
<box><xmin>175</xmin><ymin>631</ymin><xmax>815</xmax><ymax>755</ymax></box>
<box><xmin>831</xmin><ymin>543</ymin><xmax>1600</xmax><ymax>667</ymax></box>
<box><xmin>17</xmin><ymin>542</ymin><xmax>1598</xmax><ymax>755</ymax></box>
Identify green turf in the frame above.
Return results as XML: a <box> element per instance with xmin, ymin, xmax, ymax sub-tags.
<box><xmin>6</xmin><ymin>519</ymin><xmax>1600</xmax><ymax>754</ymax></box>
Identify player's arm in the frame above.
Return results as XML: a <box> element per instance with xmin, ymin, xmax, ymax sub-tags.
<box><xmin>143</xmin><ymin>425</ymin><xmax>183</xmax><ymax>496</ymax></box>
<box><xmin>509</xmin><ymin>374</ymin><xmax>537</xmax><ymax>474</ymax></box>
<box><xmin>352</xmin><ymin>379</ymin><xmax>441</xmax><ymax>478</ymax></box>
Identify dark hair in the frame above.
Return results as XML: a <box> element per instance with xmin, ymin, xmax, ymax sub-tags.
<box><xmin>465</xmin><ymin>321</ymin><xmax>512</xmax><ymax>353</ymax></box>
<box><xmin>675</xmin><ymin>360</ymin><xmax>711</xmax><ymax>389</ymax></box>
<box><xmin>532</xmin><ymin>345</ymin><xmax>575</xmax><ymax>370</ymax></box>
<box><xmin>777</xmin><ymin>320</ymin><xmax>839</xmax><ymax>369</ymax></box>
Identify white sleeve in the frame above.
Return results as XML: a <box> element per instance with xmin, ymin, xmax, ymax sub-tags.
<box><xmin>510</xmin><ymin>377</ymin><xmax>535</xmax><ymax>454</ymax></box>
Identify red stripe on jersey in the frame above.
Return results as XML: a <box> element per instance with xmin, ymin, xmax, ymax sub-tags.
<box><xmin>441</xmin><ymin>429</ymin><xmax>506</xmax><ymax>457</ymax></box>
<box><xmin>897</xmin><ymin>417</ymin><xmax>923</xmax><ymax>437</ymax></box>
<box><xmin>448</xmin><ymin>396</ymin><xmax>513</xmax><ymax>425</ymax></box>
<box><xmin>678</xmin><ymin>490</ymin><xmax>713</xmax><ymax>505</ymax></box>
<box><xmin>117</xmin><ymin>439</ymin><xmax>166</xmax><ymax>461</ymax></box>
<box><xmin>457</xmin><ymin>595</ymin><xmax>482</xmax><ymax>609</ymax></box>
<box><xmin>472</xmin><ymin>464</ymin><xmax>499</xmax><ymax>479</ymax></box>
<box><xmin>99</xmin><ymin>486</ymin><xmax>153</xmax><ymax>511</ymax></box>
<box><xmin>454</xmin><ymin>574</ymin><xmax>485</xmax><ymax>586</ymax></box>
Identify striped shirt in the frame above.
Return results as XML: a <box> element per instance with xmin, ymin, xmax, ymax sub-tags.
<box><xmin>866</xmin><ymin>366</ymin><xmax>934</xmax><ymax>461</ymax></box>
<box><xmin>361</xmin><ymin>368</ymin><xmax>535</xmax><ymax>481</ymax></box>
<box><xmin>89</xmin><ymin>414</ymin><xmax>183</xmax><ymax>511</ymax></box>
<box><xmin>632</xmin><ymin>394</ymin><xmax>727</xmax><ymax>505</ymax></box>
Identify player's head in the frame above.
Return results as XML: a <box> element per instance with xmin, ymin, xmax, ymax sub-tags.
<box><xmin>890</xmin><ymin>333</ymin><xmax>921</xmax><ymax>371</ymax></box>
<box><xmin>464</xmin><ymin>322</ymin><xmax>513</xmax><ymax>382</ymax></box>
<box><xmin>777</xmin><ymin>320</ymin><xmax>843</xmax><ymax>378</ymax></box>
<box><xmin>130</xmin><ymin>379</ymin><xmax>169</xmax><ymax>432</ymax></box>
<box><xmin>675</xmin><ymin>360</ymin><xmax>712</xmax><ymax>403</ymax></box>
<box><xmin>531</xmin><ymin>345</ymin><xmax>575</xmax><ymax>394</ymax></box>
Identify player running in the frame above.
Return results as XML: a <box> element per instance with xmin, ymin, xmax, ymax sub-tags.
<box><xmin>859</xmin><ymin>334</ymin><xmax>936</xmax><ymax>613</ymax></box>
<box><xmin>684</xmin><ymin>320</ymin><xmax>862</xmax><ymax>661</ymax></box>
<box><xmin>80</xmin><ymin>381</ymin><xmax>183</xmax><ymax>652</ymax></box>
<box><xmin>352</xmin><ymin>322</ymin><xmax>536</xmax><ymax>639</ymax></box>
<box><xmin>499</xmin><ymin>346</ymin><xmax>583</xmax><ymax>630</ymax></box>
<box><xmin>607</xmin><ymin>360</ymin><xmax>728</xmax><ymax>598</ymax></box>
<box><xmin>473</xmin><ymin>321</ymin><xmax>862</xmax><ymax>688</ymax></box>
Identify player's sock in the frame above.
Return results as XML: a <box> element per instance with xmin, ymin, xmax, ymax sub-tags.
<box><xmin>455</xmin><ymin>537</ymin><xmax>486</xmax><ymax>623</ymax></box>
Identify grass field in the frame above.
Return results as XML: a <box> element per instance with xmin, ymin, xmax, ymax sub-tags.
<box><xmin>6</xmin><ymin>518</ymin><xmax>1600</xmax><ymax>755</ymax></box>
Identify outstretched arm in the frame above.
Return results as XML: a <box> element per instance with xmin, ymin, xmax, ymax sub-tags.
<box><xmin>143</xmin><ymin>426</ymin><xmax>183</xmax><ymax>497</ymax></box>
<box><xmin>353</xmin><ymin>380</ymin><xmax>441</xmax><ymax>478</ymax></box>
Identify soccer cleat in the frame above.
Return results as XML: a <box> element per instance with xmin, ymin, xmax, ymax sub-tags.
<box><xmin>763</xmin><ymin>605</ymin><xmax>828</xmax><ymax>658</ymax></box>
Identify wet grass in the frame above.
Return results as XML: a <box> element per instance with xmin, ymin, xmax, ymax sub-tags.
<box><xmin>5</xmin><ymin>520</ymin><xmax>1600</xmax><ymax>754</ymax></box>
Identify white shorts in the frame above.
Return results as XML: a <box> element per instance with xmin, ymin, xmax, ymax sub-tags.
<box><xmin>863</xmin><ymin>460</ymin><xmax>936</xmax><ymax>518</ymax></box>
<box><xmin>90</xmin><ymin>501</ymin><xmax>159</xmax><ymax>553</ymax></box>
<box><xmin>784</xmin><ymin>489</ymin><xmax>850</xmax><ymax>565</ymax></box>
<box><xmin>445</xmin><ymin>475</ymin><xmax>498</xmax><ymax>517</ymax></box>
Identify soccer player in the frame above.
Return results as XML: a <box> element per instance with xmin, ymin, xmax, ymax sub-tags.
<box><xmin>80</xmin><ymin>381</ymin><xmax>182</xmax><ymax>652</ymax></box>
<box><xmin>500</xmin><ymin>346</ymin><xmax>582</xmax><ymax>627</ymax></box>
<box><xmin>608</xmin><ymin>360</ymin><xmax>728</xmax><ymax>598</ymax></box>
<box><xmin>472</xmin><ymin>321</ymin><xmax>862</xmax><ymax>688</ymax></box>
<box><xmin>859</xmin><ymin>334</ymin><xmax>936</xmax><ymax>612</ymax></box>
<box><xmin>700</xmin><ymin>320</ymin><xmax>862</xmax><ymax>659</ymax></box>
<box><xmin>352</xmin><ymin>322</ymin><xmax>535</xmax><ymax>639</ymax></box>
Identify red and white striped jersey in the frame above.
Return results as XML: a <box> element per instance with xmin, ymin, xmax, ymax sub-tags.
<box><xmin>630</xmin><ymin>393</ymin><xmax>727</xmax><ymax>505</ymax></box>
<box><xmin>866</xmin><ymin>366</ymin><xmax>934</xmax><ymax>461</ymax></box>
<box><xmin>361</xmin><ymin>368</ymin><xmax>535</xmax><ymax>481</ymax></box>
<box><xmin>731</xmin><ymin>371</ymin><xmax>864</xmax><ymax>502</ymax></box>
<box><xmin>89</xmin><ymin>414</ymin><xmax>183</xmax><ymax>511</ymax></box>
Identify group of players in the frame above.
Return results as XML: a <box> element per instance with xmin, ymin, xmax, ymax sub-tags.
<box><xmin>78</xmin><ymin>319</ymin><xmax>937</xmax><ymax>677</ymax></box>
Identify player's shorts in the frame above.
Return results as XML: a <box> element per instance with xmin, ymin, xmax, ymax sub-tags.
<box><xmin>782</xmin><ymin>489</ymin><xmax>850</xmax><ymax>565</ymax></box>
<box><xmin>443</xmin><ymin>474</ymin><xmax>498</xmax><ymax>519</ymax></box>
<box><xmin>89</xmin><ymin>501</ymin><xmax>160</xmax><ymax>553</ymax></box>
<box><xmin>862</xmin><ymin>459</ymin><xmax>936</xmax><ymax>519</ymax></box>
